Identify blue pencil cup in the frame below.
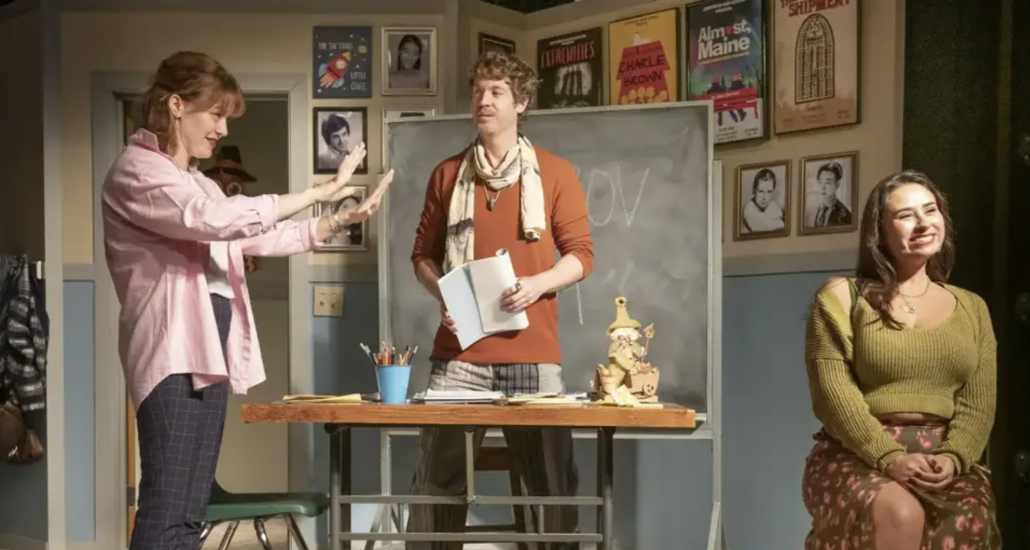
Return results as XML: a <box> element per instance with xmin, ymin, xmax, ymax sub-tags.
<box><xmin>376</xmin><ymin>365</ymin><xmax>411</xmax><ymax>405</ymax></box>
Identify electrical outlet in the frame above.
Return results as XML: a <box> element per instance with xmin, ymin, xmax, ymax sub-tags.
<box><xmin>313</xmin><ymin>285</ymin><xmax>344</xmax><ymax>317</ymax></box>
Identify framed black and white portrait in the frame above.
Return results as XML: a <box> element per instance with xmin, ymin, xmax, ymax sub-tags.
<box><xmin>382</xmin><ymin>27</ymin><xmax>437</xmax><ymax>96</ymax></box>
<box><xmin>381</xmin><ymin>106</ymin><xmax>436</xmax><ymax>166</ymax></box>
<box><xmin>734</xmin><ymin>160</ymin><xmax>791</xmax><ymax>241</ymax></box>
<box><xmin>799</xmin><ymin>151</ymin><xmax>858</xmax><ymax>235</ymax></box>
<box><xmin>315</xmin><ymin>186</ymin><xmax>368</xmax><ymax>252</ymax></box>
<box><xmin>313</xmin><ymin>107</ymin><xmax>368</xmax><ymax>175</ymax></box>
<box><xmin>479</xmin><ymin>33</ymin><xmax>516</xmax><ymax>56</ymax></box>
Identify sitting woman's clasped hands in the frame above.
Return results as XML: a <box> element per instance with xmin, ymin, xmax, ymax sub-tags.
<box><xmin>886</xmin><ymin>452</ymin><xmax>955</xmax><ymax>492</ymax></box>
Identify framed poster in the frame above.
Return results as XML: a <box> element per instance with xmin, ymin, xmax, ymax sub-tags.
<box><xmin>772</xmin><ymin>0</ymin><xmax>860</xmax><ymax>134</ymax></box>
<box><xmin>479</xmin><ymin>33</ymin><xmax>516</xmax><ymax>55</ymax></box>
<box><xmin>536</xmin><ymin>27</ymin><xmax>603</xmax><ymax>109</ymax></box>
<box><xmin>312</xmin><ymin>26</ymin><xmax>373</xmax><ymax>99</ymax></box>
<box><xmin>313</xmin><ymin>107</ymin><xmax>368</xmax><ymax>175</ymax></box>
<box><xmin>798</xmin><ymin>151</ymin><xmax>858</xmax><ymax>235</ymax></box>
<box><xmin>608</xmin><ymin>8</ymin><xmax>681</xmax><ymax>105</ymax></box>
<box><xmin>687</xmin><ymin>0</ymin><xmax>767</xmax><ymax>144</ymax></box>
<box><xmin>382</xmin><ymin>26</ymin><xmax>438</xmax><ymax>96</ymax></box>
<box><xmin>381</xmin><ymin>106</ymin><xmax>436</xmax><ymax>166</ymax></box>
<box><xmin>734</xmin><ymin>160</ymin><xmax>790</xmax><ymax>241</ymax></box>
<box><xmin>315</xmin><ymin>186</ymin><xmax>368</xmax><ymax>252</ymax></box>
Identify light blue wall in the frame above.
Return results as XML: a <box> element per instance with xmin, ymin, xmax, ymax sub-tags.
<box><xmin>64</xmin><ymin>281</ymin><xmax>96</xmax><ymax>541</ymax></box>
<box><xmin>57</xmin><ymin>269</ymin><xmax>842</xmax><ymax>549</ymax></box>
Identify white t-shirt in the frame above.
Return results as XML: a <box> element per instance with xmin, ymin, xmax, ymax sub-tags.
<box><xmin>207</xmin><ymin>241</ymin><xmax>235</xmax><ymax>299</ymax></box>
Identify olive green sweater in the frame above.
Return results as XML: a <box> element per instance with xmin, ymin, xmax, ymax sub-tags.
<box><xmin>805</xmin><ymin>281</ymin><xmax>996</xmax><ymax>473</ymax></box>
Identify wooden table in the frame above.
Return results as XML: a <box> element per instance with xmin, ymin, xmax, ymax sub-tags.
<box><xmin>243</xmin><ymin>402</ymin><xmax>696</xmax><ymax>550</ymax></box>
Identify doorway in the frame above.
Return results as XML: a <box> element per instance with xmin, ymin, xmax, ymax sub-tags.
<box><xmin>117</xmin><ymin>94</ymin><xmax>293</xmax><ymax>546</ymax></box>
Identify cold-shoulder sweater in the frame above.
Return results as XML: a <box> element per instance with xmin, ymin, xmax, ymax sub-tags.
<box><xmin>805</xmin><ymin>281</ymin><xmax>996</xmax><ymax>473</ymax></box>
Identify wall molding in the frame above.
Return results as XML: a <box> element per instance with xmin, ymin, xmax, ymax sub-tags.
<box><xmin>63</xmin><ymin>263</ymin><xmax>96</xmax><ymax>281</ymax></box>
<box><xmin>310</xmin><ymin>263</ymin><xmax>378</xmax><ymax>283</ymax></box>
<box><xmin>68</xmin><ymin>255</ymin><xmax>851</xmax><ymax>282</ymax></box>
<box><xmin>0</xmin><ymin>533</ymin><xmax>47</xmax><ymax>550</ymax></box>
<box><xmin>723</xmin><ymin>249</ymin><xmax>857</xmax><ymax>277</ymax></box>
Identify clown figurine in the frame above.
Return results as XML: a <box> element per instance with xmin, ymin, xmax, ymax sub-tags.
<box><xmin>592</xmin><ymin>296</ymin><xmax>660</xmax><ymax>403</ymax></box>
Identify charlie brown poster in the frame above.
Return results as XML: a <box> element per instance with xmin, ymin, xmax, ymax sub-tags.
<box><xmin>608</xmin><ymin>8</ymin><xmax>681</xmax><ymax>105</ymax></box>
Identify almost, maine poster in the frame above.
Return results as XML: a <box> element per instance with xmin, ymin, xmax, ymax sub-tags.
<box><xmin>687</xmin><ymin>0</ymin><xmax>767</xmax><ymax>144</ymax></box>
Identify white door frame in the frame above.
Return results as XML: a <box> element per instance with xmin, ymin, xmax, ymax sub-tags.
<box><xmin>90</xmin><ymin>71</ymin><xmax>315</xmax><ymax>549</ymax></box>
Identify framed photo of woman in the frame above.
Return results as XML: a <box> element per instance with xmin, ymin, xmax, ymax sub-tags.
<box><xmin>382</xmin><ymin>27</ymin><xmax>437</xmax><ymax>96</ymax></box>
<box><xmin>314</xmin><ymin>186</ymin><xmax>368</xmax><ymax>252</ymax></box>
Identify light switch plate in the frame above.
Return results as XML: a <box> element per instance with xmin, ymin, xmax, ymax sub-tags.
<box><xmin>313</xmin><ymin>285</ymin><xmax>344</xmax><ymax>317</ymax></box>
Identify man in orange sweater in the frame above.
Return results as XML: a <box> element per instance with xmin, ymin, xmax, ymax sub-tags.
<box><xmin>407</xmin><ymin>51</ymin><xmax>594</xmax><ymax>547</ymax></box>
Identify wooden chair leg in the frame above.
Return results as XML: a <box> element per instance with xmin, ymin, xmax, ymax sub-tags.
<box><xmin>508</xmin><ymin>469</ymin><xmax>531</xmax><ymax>550</ymax></box>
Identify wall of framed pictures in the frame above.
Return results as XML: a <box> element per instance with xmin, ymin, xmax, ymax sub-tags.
<box><xmin>521</xmin><ymin>0</ymin><xmax>899</xmax><ymax>259</ymax></box>
<box><xmin>58</xmin><ymin>0</ymin><xmax>901</xmax><ymax>267</ymax></box>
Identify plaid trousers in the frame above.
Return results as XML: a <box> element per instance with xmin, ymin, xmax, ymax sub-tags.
<box><xmin>406</xmin><ymin>360</ymin><xmax>580</xmax><ymax>550</ymax></box>
<box><xmin>130</xmin><ymin>294</ymin><xmax>231</xmax><ymax>550</ymax></box>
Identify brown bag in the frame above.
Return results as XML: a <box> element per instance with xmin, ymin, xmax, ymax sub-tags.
<box><xmin>9</xmin><ymin>427</ymin><xmax>44</xmax><ymax>464</ymax></box>
<box><xmin>0</xmin><ymin>401</ymin><xmax>25</xmax><ymax>458</ymax></box>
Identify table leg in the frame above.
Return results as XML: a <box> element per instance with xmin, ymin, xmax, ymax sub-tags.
<box><xmin>330</xmin><ymin>425</ymin><xmax>352</xmax><ymax>550</ymax></box>
<box><xmin>597</xmin><ymin>427</ymin><xmax>615</xmax><ymax>550</ymax></box>
<box><xmin>330</xmin><ymin>426</ymin><xmax>341</xmax><ymax>550</ymax></box>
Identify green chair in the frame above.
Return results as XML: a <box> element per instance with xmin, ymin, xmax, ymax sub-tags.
<box><xmin>198</xmin><ymin>480</ymin><xmax>329</xmax><ymax>550</ymax></box>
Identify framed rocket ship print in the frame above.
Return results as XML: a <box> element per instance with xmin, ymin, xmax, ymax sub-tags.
<box><xmin>312</xmin><ymin>26</ymin><xmax>373</xmax><ymax>99</ymax></box>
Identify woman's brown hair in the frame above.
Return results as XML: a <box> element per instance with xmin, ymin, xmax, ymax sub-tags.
<box><xmin>142</xmin><ymin>51</ymin><xmax>245</xmax><ymax>154</ymax></box>
<box><xmin>855</xmin><ymin>170</ymin><xmax>956</xmax><ymax>324</ymax></box>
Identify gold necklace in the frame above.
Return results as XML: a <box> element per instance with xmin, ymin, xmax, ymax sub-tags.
<box><xmin>897</xmin><ymin>280</ymin><xmax>931</xmax><ymax>314</ymax></box>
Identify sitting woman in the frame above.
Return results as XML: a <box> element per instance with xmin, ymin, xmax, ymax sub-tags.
<box><xmin>803</xmin><ymin>170</ymin><xmax>1001</xmax><ymax>549</ymax></box>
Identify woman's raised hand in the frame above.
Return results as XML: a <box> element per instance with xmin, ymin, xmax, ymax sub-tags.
<box><xmin>310</xmin><ymin>142</ymin><xmax>368</xmax><ymax>204</ymax></box>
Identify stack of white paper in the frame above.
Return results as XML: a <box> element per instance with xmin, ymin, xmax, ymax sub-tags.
<box><xmin>416</xmin><ymin>389</ymin><xmax>505</xmax><ymax>404</ymax></box>
<box><xmin>437</xmin><ymin>249</ymin><xmax>530</xmax><ymax>349</ymax></box>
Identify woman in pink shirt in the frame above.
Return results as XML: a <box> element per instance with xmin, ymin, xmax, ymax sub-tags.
<box><xmin>101</xmin><ymin>51</ymin><xmax>392</xmax><ymax>550</ymax></box>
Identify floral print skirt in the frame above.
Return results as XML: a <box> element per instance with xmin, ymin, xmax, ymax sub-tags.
<box><xmin>802</xmin><ymin>423</ymin><xmax>1001</xmax><ymax>549</ymax></box>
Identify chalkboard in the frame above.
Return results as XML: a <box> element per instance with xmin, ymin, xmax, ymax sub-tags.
<box><xmin>378</xmin><ymin>102</ymin><xmax>717</xmax><ymax>412</ymax></box>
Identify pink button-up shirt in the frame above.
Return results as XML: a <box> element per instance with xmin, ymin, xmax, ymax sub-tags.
<box><xmin>102</xmin><ymin>129</ymin><xmax>319</xmax><ymax>408</ymax></box>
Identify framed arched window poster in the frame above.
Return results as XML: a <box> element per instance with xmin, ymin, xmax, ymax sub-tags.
<box><xmin>771</xmin><ymin>0</ymin><xmax>859</xmax><ymax>134</ymax></box>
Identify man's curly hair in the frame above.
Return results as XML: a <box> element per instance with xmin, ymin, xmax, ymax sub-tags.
<box><xmin>468</xmin><ymin>51</ymin><xmax>539</xmax><ymax>123</ymax></box>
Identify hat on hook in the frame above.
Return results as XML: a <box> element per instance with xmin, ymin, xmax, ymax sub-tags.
<box><xmin>202</xmin><ymin>145</ymin><xmax>256</xmax><ymax>182</ymax></box>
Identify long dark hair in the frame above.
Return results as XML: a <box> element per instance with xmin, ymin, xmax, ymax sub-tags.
<box><xmin>855</xmin><ymin>170</ymin><xmax>956</xmax><ymax>323</ymax></box>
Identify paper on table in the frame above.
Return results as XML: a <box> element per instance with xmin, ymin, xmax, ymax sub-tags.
<box><xmin>437</xmin><ymin>248</ymin><xmax>529</xmax><ymax>350</ymax></box>
<box><xmin>468</xmin><ymin>249</ymin><xmax>529</xmax><ymax>334</ymax></box>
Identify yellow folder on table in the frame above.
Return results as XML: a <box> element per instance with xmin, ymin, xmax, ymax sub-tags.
<box><xmin>282</xmin><ymin>394</ymin><xmax>368</xmax><ymax>404</ymax></box>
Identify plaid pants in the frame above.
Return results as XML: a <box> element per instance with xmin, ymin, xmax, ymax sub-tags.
<box><xmin>130</xmin><ymin>294</ymin><xmax>231</xmax><ymax>550</ymax></box>
<box><xmin>406</xmin><ymin>360</ymin><xmax>580</xmax><ymax>550</ymax></box>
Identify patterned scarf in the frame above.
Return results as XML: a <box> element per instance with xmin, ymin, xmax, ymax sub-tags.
<box><xmin>443</xmin><ymin>135</ymin><xmax>546</xmax><ymax>273</ymax></box>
